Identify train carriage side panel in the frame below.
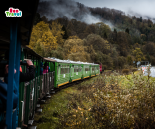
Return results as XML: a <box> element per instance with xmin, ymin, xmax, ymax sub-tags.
<box><xmin>95</xmin><ymin>65</ymin><xmax>100</xmax><ymax>75</ymax></box>
<box><xmin>57</xmin><ymin>63</ymin><xmax>70</xmax><ymax>87</ymax></box>
<box><xmin>70</xmin><ymin>63</ymin><xmax>82</xmax><ymax>82</ymax></box>
<box><xmin>83</xmin><ymin>64</ymin><xmax>90</xmax><ymax>78</ymax></box>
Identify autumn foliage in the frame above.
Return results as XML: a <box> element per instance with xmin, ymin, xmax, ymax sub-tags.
<box><xmin>30</xmin><ymin>9</ymin><xmax>155</xmax><ymax>69</ymax></box>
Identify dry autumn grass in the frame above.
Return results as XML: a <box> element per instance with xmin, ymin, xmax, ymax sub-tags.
<box><xmin>35</xmin><ymin>66</ymin><xmax>155</xmax><ymax>129</ymax></box>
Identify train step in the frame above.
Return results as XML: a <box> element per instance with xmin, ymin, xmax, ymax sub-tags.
<box><xmin>36</xmin><ymin>108</ymin><xmax>42</xmax><ymax>113</ymax></box>
<box><xmin>46</xmin><ymin>95</ymin><xmax>51</xmax><ymax>99</ymax></box>
<box><xmin>28</xmin><ymin>120</ymin><xmax>34</xmax><ymax>125</ymax></box>
<box><xmin>46</xmin><ymin>93</ymin><xmax>49</xmax><ymax>95</ymax></box>
<box><xmin>37</xmin><ymin>104</ymin><xmax>40</xmax><ymax>108</ymax></box>
<box><xmin>51</xmin><ymin>91</ymin><xmax>55</xmax><ymax>94</ymax></box>
<box><xmin>40</xmin><ymin>100</ymin><xmax>46</xmax><ymax>104</ymax></box>
<box><xmin>28</xmin><ymin>126</ymin><xmax>37</xmax><ymax>129</ymax></box>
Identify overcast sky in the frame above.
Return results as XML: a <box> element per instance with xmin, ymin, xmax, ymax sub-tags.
<box><xmin>73</xmin><ymin>0</ymin><xmax>155</xmax><ymax>20</ymax></box>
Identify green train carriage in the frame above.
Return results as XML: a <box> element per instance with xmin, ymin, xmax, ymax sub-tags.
<box><xmin>69</xmin><ymin>61</ymin><xmax>83</xmax><ymax>82</ymax></box>
<box><xmin>48</xmin><ymin>58</ymin><xmax>100</xmax><ymax>88</ymax></box>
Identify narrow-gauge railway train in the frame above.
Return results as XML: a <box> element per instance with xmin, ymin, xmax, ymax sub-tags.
<box><xmin>0</xmin><ymin>46</ymin><xmax>100</xmax><ymax>129</ymax></box>
<box><xmin>0</xmin><ymin>1</ymin><xmax>101</xmax><ymax>128</ymax></box>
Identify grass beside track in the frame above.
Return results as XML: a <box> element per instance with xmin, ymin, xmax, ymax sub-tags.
<box><xmin>33</xmin><ymin>70</ymin><xmax>155</xmax><ymax>129</ymax></box>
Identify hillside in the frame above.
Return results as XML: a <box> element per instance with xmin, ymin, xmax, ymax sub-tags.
<box><xmin>29</xmin><ymin>0</ymin><xmax>155</xmax><ymax>70</ymax></box>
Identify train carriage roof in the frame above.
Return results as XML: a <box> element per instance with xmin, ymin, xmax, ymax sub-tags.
<box><xmin>0</xmin><ymin>0</ymin><xmax>39</xmax><ymax>56</ymax></box>
<box><xmin>22</xmin><ymin>46</ymin><xmax>43</xmax><ymax>59</ymax></box>
<box><xmin>44</xmin><ymin>58</ymin><xmax>57</xmax><ymax>62</ymax></box>
<box><xmin>47</xmin><ymin>57</ymin><xmax>99</xmax><ymax>65</ymax></box>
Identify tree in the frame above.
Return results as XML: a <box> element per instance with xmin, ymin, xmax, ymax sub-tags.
<box><xmin>146</xmin><ymin>53</ymin><xmax>151</xmax><ymax>62</ymax></box>
<box><xmin>50</xmin><ymin>21</ymin><xmax>65</xmax><ymax>46</ymax></box>
<box><xmin>50</xmin><ymin>46</ymin><xmax>64</xmax><ymax>59</ymax></box>
<box><xmin>127</xmin><ymin>55</ymin><xmax>133</xmax><ymax>65</ymax></box>
<box><xmin>84</xmin><ymin>34</ymin><xmax>111</xmax><ymax>54</ymax></box>
<box><xmin>41</xmin><ymin>16</ymin><xmax>48</xmax><ymax>23</ymax></box>
<box><xmin>63</xmin><ymin>38</ymin><xmax>90</xmax><ymax>62</ymax></box>
<box><xmin>140</xmin><ymin>17</ymin><xmax>142</xmax><ymax>22</ymax></box>
<box><xmin>117</xmin><ymin>56</ymin><xmax>126</xmax><ymax>68</ymax></box>
<box><xmin>104</xmin><ymin>32</ymin><xmax>107</xmax><ymax>39</ymax></box>
<box><xmin>67</xmin><ymin>21</ymin><xmax>76</xmax><ymax>36</ymax></box>
<box><xmin>41</xmin><ymin>30</ymin><xmax>57</xmax><ymax>57</ymax></box>
<box><xmin>144</xmin><ymin>42</ymin><xmax>155</xmax><ymax>56</ymax></box>
<box><xmin>84</xmin><ymin>24</ymin><xmax>96</xmax><ymax>34</ymax></box>
<box><xmin>95</xmin><ymin>51</ymin><xmax>113</xmax><ymax>70</ymax></box>
<box><xmin>132</xmin><ymin>48</ymin><xmax>145</xmax><ymax>62</ymax></box>
<box><xmin>29</xmin><ymin>21</ymin><xmax>58</xmax><ymax>57</ymax></box>
<box><xmin>29</xmin><ymin>21</ymin><xmax>50</xmax><ymax>50</ymax></box>
<box><xmin>113</xmin><ymin>28</ymin><xmax>117</xmax><ymax>42</ymax></box>
<box><xmin>95</xmin><ymin>22</ymin><xmax>111</xmax><ymax>39</ymax></box>
<box><xmin>125</xmin><ymin>28</ymin><xmax>129</xmax><ymax>34</ymax></box>
<box><xmin>68</xmin><ymin>35</ymin><xmax>79</xmax><ymax>39</ymax></box>
<box><xmin>62</xmin><ymin>25</ymin><xmax>69</xmax><ymax>39</ymax></box>
<box><xmin>140</xmin><ymin>34</ymin><xmax>147</xmax><ymax>41</ymax></box>
<box><xmin>116</xmin><ymin>32</ymin><xmax>129</xmax><ymax>56</ymax></box>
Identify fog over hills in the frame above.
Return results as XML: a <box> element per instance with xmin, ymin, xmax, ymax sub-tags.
<box><xmin>38</xmin><ymin>0</ymin><xmax>155</xmax><ymax>27</ymax></box>
<box><xmin>38</xmin><ymin>0</ymin><xmax>102</xmax><ymax>24</ymax></box>
<box><xmin>73</xmin><ymin>0</ymin><xmax>155</xmax><ymax>23</ymax></box>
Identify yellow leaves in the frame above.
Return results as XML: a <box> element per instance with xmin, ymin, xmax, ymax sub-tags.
<box><xmin>63</xmin><ymin>38</ymin><xmax>90</xmax><ymax>62</ymax></box>
<box><xmin>88</xmin><ymin>108</ymin><xmax>91</xmax><ymax>111</ymax></box>
<box><xmin>132</xmin><ymin>48</ymin><xmax>144</xmax><ymax>62</ymax></box>
<box><xmin>68</xmin><ymin>35</ymin><xmax>79</xmax><ymax>39</ymax></box>
<box><xmin>50</xmin><ymin>21</ymin><xmax>65</xmax><ymax>46</ymax></box>
<box><xmin>78</xmin><ymin>106</ymin><xmax>83</xmax><ymax>111</ymax></box>
<box><xmin>29</xmin><ymin>20</ymin><xmax>65</xmax><ymax>57</ymax></box>
<box><xmin>42</xmin><ymin>30</ymin><xmax>57</xmax><ymax>50</ymax></box>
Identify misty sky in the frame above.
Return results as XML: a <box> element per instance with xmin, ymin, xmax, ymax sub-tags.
<box><xmin>73</xmin><ymin>0</ymin><xmax>155</xmax><ymax>19</ymax></box>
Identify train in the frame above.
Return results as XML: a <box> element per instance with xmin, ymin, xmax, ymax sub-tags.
<box><xmin>0</xmin><ymin>46</ymin><xmax>101</xmax><ymax>129</ymax></box>
<box><xmin>0</xmin><ymin>1</ymin><xmax>102</xmax><ymax>128</ymax></box>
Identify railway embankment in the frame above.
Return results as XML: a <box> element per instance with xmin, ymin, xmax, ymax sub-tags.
<box><xmin>33</xmin><ymin>70</ymin><xmax>155</xmax><ymax>129</ymax></box>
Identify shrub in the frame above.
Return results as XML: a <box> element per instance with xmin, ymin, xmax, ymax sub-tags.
<box><xmin>102</xmin><ymin>65</ymin><xmax>107</xmax><ymax>70</ymax></box>
<box><xmin>122</xmin><ymin>69</ymin><xmax>130</xmax><ymax>74</ymax></box>
<box><xmin>131</xmin><ymin>68</ymin><xmax>137</xmax><ymax>73</ymax></box>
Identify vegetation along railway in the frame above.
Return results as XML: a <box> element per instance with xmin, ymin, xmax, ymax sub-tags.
<box><xmin>0</xmin><ymin>1</ymin><xmax>101</xmax><ymax>128</ymax></box>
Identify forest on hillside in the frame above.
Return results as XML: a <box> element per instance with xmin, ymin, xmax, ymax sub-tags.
<box><xmin>29</xmin><ymin>1</ymin><xmax>155</xmax><ymax>70</ymax></box>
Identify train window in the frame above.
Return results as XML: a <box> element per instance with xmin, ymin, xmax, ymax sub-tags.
<box><xmin>78</xmin><ymin>67</ymin><xmax>80</xmax><ymax>72</ymax></box>
<box><xmin>60</xmin><ymin>68</ymin><xmax>62</xmax><ymax>74</ymax></box>
<box><xmin>68</xmin><ymin>67</ymin><xmax>70</xmax><ymax>73</ymax></box>
<box><xmin>74</xmin><ymin>68</ymin><xmax>76</xmax><ymax>72</ymax></box>
<box><xmin>63</xmin><ymin>67</ymin><xmax>65</xmax><ymax>74</ymax></box>
<box><xmin>74</xmin><ymin>66</ymin><xmax>78</xmax><ymax>72</ymax></box>
<box><xmin>92</xmin><ymin>67</ymin><xmax>94</xmax><ymax>71</ymax></box>
<box><xmin>65</xmin><ymin>68</ymin><xmax>68</xmax><ymax>73</ymax></box>
<box><xmin>66</xmin><ymin>65</ymin><xmax>69</xmax><ymax>73</ymax></box>
<box><xmin>61</xmin><ymin>67</ymin><xmax>64</xmax><ymax>74</ymax></box>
